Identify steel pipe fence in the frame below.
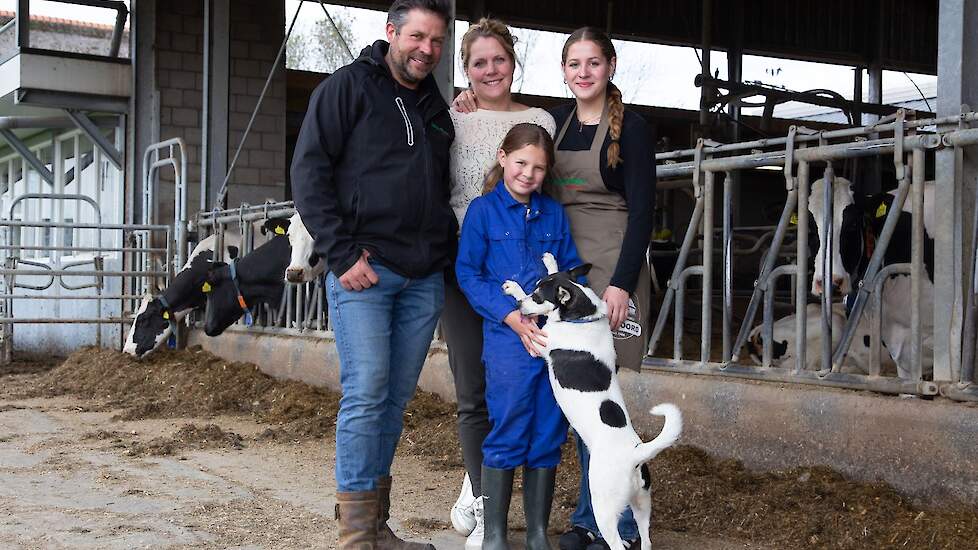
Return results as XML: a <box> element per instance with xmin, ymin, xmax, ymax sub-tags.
<box><xmin>0</xmin><ymin>130</ymin><xmax>179</xmax><ymax>362</ymax></box>
<box><xmin>194</xmin><ymin>201</ymin><xmax>329</xmax><ymax>336</ymax></box>
<box><xmin>646</xmin><ymin>109</ymin><xmax>978</xmax><ymax>401</ymax></box>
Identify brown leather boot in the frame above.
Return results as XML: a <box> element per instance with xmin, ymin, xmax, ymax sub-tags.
<box><xmin>376</xmin><ymin>476</ymin><xmax>435</xmax><ymax>550</ymax></box>
<box><xmin>336</xmin><ymin>490</ymin><xmax>379</xmax><ymax>549</ymax></box>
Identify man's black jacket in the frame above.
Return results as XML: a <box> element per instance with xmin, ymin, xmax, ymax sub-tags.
<box><xmin>291</xmin><ymin>40</ymin><xmax>457</xmax><ymax>279</ymax></box>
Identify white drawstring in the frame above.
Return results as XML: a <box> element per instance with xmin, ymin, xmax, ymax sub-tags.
<box><xmin>394</xmin><ymin>97</ymin><xmax>414</xmax><ymax>147</ymax></box>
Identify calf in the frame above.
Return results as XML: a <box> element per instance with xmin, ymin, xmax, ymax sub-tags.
<box><xmin>202</xmin><ymin>214</ymin><xmax>323</xmax><ymax>336</ymax></box>
<box><xmin>124</xmin><ymin>233</ymin><xmax>241</xmax><ymax>358</ymax></box>
<box><xmin>503</xmin><ymin>253</ymin><xmax>682</xmax><ymax>550</ymax></box>
<box><xmin>808</xmin><ymin>176</ymin><xmax>935</xmax><ymax>379</ymax></box>
<box><xmin>747</xmin><ymin>303</ymin><xmax>896</xmax><ymax>375</ymax></box>
<box><xmin>285</xmin><ymin>212</ymin><xmax>325</xmax><ymax>283</ymax></box>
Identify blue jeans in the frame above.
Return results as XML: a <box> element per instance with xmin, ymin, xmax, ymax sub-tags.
<box><xmin>571</xmin><ymin>433</ymin><xmax>639</xmax><ymax>540</ymax></box>
<box><xmin>326</xmin><ymin>262</ymin><xmax>445</xmax><ymax>492</ymax></box>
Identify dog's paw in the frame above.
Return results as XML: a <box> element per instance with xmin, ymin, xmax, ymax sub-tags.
<box><xmin>541</xmin><ymin>253</ymin><xmax>558</xmax><ymax>274</ymax></box>
<box><xmin>501</xmin><ymin>280</ymin><xmax>524</xmax><ymax>298</ymax></box>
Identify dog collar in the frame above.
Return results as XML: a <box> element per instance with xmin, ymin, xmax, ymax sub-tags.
<box><xmin>228</xmin><ymin>260</ymin><xmax>253</xmax><ymax>326</ymax></box>
<box><xmin>563</xmin><ymin>312</ymin><xmax>606</xmax><ymax>324</ymax></box>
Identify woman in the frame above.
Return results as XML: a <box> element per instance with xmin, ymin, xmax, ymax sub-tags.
<box><xmin>549</xmin><ymin>28</ymin><xmax>655</xmax><ymax>550</ymax></box>
<box><xmin>442</xmin><ymin>17</ymin><xmax>556</xmax><ymax>550</ymax></box>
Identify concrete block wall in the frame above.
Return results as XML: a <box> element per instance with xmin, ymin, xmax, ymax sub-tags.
<box><xmin>227</xmin><ymin>0</ymin><xmax>287</xmax><ymax>207</ymax></box>
<box><xmin>154</xmin><ymin>0</ymin><xmax>285</xmax><ymax>226</ymax></box>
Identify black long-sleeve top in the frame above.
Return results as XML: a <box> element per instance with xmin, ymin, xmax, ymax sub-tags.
<box><xmin>549</xmin><ymin>104</ymin><xmax>656</xmax><ymax>294</ymax></box>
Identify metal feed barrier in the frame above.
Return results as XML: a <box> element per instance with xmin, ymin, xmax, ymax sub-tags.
<box><xmin>194</xmin><ymin>202</ymin><xmax>329</xmax><ymax>335</ymax></box>
<box><xmin>647</xmin><ymin>109</ymin><xmax>978</xmax><ymax>402</ymax></box>
<box><xmin>0</xmin><ymin>134</ymin><xmax>185</xmax><ymax>362</ymax></box>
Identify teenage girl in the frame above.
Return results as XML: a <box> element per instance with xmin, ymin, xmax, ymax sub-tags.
<box><xmin>455</xmin><ymin>123</ymin><xmax>583</xmax><ymax>550</ymax></box>
<box><xmin>550</xmin><ymin>27</ymin><xmax>656</xmax><ymax>550</ymax></box>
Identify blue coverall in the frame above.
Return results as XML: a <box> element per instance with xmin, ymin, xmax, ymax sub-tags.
<box><xmin>456</xmin><ymin>182</ymin><xmax>584</xmax><ymax>470</ymax></box>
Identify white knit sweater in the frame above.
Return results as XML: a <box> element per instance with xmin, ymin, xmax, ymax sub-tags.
<box><xmin>449</xmin><ymin>107</ymin><xmax>556</xmax><ymax>225</ymax></box>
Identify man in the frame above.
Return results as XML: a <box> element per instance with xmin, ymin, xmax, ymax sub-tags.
<box><xmin>290</xmin><ymin>1</ymin><xmax>455</xmax><ymax>548</ymax></box>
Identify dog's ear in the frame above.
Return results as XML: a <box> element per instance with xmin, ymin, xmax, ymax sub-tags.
<box><xmin>568</xmin><ymin>263</ymin><xmax>592</xmax><ymax>280</ymax></box>
<box><xmin>557</xmin><ymin>286</ymin><xmax>572</xmax><ymax>305</ymax></box>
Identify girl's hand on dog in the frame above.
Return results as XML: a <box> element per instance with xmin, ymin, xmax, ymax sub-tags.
<box><xmin>504</xmin><ymin>310</ymin><xmax>548</xmax><ymax>357</ymax></box>
<box><xmin>603</xmin><ymin>285</ymin><xmax>630</xmax><ymax>330</ymax></box>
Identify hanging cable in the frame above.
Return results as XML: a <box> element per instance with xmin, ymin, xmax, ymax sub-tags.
<box><xmin>216</xmin><ymin>0</ymin><xmax>304</xmax><ymax>210</ymax></box>
<box><xmin>318</xmin><ymin>1</ymin><xmax>355</xmax><ymax>62</ymax></box>
<box><xmin>903</xmin><ymin>72</ymin><xmax>933</xmax><ymax>112</ymax></box>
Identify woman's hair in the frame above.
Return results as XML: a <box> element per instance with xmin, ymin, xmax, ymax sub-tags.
<box><xmin>483</xmin><ymin>123</ymin><xmax>556</xmax><ymax>195</ymax></box>
<box><xmin>460</xmin><ymin>17</ymin><xmax>518</xmax><ymax>72</ymax></box>
<box><xmin>562</xmin><ymin>27</ymin><xmax>624</xmax><ymax>169</ymax></box>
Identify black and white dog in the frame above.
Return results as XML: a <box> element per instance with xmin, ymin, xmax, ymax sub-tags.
<box><xmin>502</xmin><ymin>253</ymin><xmax>682</xmax><ymax>550</ymax></box>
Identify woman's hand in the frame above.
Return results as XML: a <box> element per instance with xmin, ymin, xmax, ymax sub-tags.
<box><xmin>504</xmin><ymin>310</ymin><xmax>548</xmax><ymax>357</ymax></box>
<box><xmin>603</xmin><ymin>286</ymin><xmax>630</xmax><ymax>330</ymax></box>
<box><xmin>452</xmin><ymin>89</ymin><xmax>479</xmax><ymax>113</ymax></box>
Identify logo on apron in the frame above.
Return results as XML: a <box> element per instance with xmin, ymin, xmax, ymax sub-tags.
<box><xmin>613</xmin><ymin>298</ymin><xmax>641</xmax><ymax>339</ymax></box>
<box><xmin>552</xmin><ymin>177</ymin><xmax>587</xmax><ymax>189</ymax></box>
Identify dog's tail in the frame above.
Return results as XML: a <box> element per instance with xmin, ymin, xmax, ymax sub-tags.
<box><xmin>631</xmin><ymin>403</ymin><xmax>682</xmax><ymax>467</ymax></box>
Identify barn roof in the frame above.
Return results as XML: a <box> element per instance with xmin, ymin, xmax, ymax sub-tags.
<box><xmin>337</xmin><ymin>0</ymin><xmax>939</xmax><ymax>75</ymax></box>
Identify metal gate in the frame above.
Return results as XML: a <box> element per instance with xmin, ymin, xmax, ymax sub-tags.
<box><xmin>647</xmin><ymin>109</ymin><xmax>978</xmax><ymax>402</ymax></box>
<box><xmin>0</xmin><ymin>133</ymin><xmax>185</xmax><ymax>361</ymax></box>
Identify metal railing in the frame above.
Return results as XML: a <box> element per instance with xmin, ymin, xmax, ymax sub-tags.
<box><xmin>646</xmin><ymin>109</ymin><xmax>978</xmax><ymax>401</ymax></box>
<box><xmin>0</xmin><ymin>130</ymin><xmax>184</xmax><ymax>360</ymax></box>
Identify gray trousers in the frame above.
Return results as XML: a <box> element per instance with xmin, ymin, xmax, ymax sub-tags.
<box><xmin>441</xmin><ymin>280</ymin><xmax>489</xmax><ymax>497</ymax></box>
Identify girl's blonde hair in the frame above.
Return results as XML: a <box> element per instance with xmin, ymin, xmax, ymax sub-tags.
<box><xmin>460</xmin><ymin>17</ymin><xmax>518</xmax><ymax>73</ymax></box>
<box><xmin>483</xmin><ymin>123</ymin><xmax>556</xmax><ymax>195</ymax></box>
<box><xmin>562</xmin><ymin>27</ymin><xmax>624</xmax><ymax>169</ymax></box>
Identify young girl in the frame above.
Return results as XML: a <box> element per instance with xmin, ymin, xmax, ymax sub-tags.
<box><xmin>456</xmin><ymin>123</ymin><xmax>583</xmax><ymax>550</ymax></box>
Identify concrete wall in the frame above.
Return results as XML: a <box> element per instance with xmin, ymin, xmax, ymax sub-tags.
<box><xmin>191</xmin><ymin>329</ymin><xmax>978</xmax><ymax>506</ymax></box>
<box><xmin>154</xmin><ymin>0</ymin><xmax>286</xmax><ymax>221</ymax></box>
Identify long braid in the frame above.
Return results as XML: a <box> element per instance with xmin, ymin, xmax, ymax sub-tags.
<box><xmin>606</xmin><ymin>82</ymin><xmax>624</xmax><ymax>168</ymax></box>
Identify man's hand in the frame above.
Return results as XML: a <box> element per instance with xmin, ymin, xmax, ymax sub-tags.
<box><xmin>603</xmin><ymin>285</ymin><xmax>630</xmax><ymax>330</ymax></box>
<box><xmin>452</xmin><ymin>89</ymin><xmax>479</xmax><ymax>113</ymax></box>
<box><xmin>339</xmin><ymin>250</ymin><xmax>379</xmax><ymax>291</ymax></box>
<box><xmin>504</xmin><ymin>310</ymin><xmax>548</xmax><ymax>357</ymax></box>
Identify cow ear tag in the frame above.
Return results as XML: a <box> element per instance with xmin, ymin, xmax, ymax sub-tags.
<box><xmin>162</xmin><ymin>311</ymin><xmax>170</xmax><ymax>320</ymax></box>
<box><xmin>875</xmin><ymin>203</ymin><xmax>887</xmax><ymax>218</ymax></box>
<box><xmin>274</xmin><ymin>225</ymin><xmax>286</xmax><ymax>235</ymax></box>
<box><xmin>201</xmin><ymin>282</ymin><xmax>212</xmax><ymax>293</ymax></box>
<box><xmin>243</xmin><ymin>309</ymin><xmax>254</xmax><ymax>326</ymax></box>
<box><xmin>789</xmin><ymin>213</ymin><xmax>798</xmax><ymax>225</ymax></box>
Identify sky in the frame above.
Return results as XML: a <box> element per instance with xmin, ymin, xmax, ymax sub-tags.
<box><xmin>0</xmin><ymin>0</ymin><xmax>936</xmax><ymax>115</ymax></box>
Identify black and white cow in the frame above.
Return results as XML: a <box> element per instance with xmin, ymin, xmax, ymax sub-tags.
<box><xmin>202</xmin><ymin>212</ymin><xmax>324</xmax><ymax>336</ymax></box>
<box><xmin>123</xmin><ymin>217</ymin><xmax>302</xmax><ymax>358</ymax></box>
<box><xmin>123</xmin><ymin>233</ymin><xmax>242</xmax><ymax>358</ymax></box>
<box><xmin>746</xmin><ymin>303</ymin><xmax>896</xmax><ymax>375</ymax></box>
<box><xmin>808</xmin><ymin>176</ymin><xmax>935</xmax><ymax>379</ymax></box>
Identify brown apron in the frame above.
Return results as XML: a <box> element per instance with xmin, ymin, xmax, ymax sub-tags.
<box><xmin>546</xmin><ymin>105</ymin><xmax>652</xmax><ymax>371</ymax></box>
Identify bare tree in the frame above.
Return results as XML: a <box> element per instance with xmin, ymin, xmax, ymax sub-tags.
<box><xmin>286</xmin><ymin>10</ymin><xmax>355</xmax><ymax>74</ymax></box>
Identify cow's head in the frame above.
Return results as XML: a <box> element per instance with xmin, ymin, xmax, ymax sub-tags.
<box><xmin>123</xmin><ymin>294</ymin><xmax>173</xmax><ymax>358</ymax></box>
<box><xmin>808</xmin><ymin>176</ymin><xmax>866</xmax><ymax>296</ymax></box>
<box><xmin>201</xmin><ymin>235</ymin><xmax>290</xmax><ymax>336</ymax></box>
<box><xmin>285</xmin><ymin>212</ymin><xmax>324</xmax><ymax>283</ymax></box>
